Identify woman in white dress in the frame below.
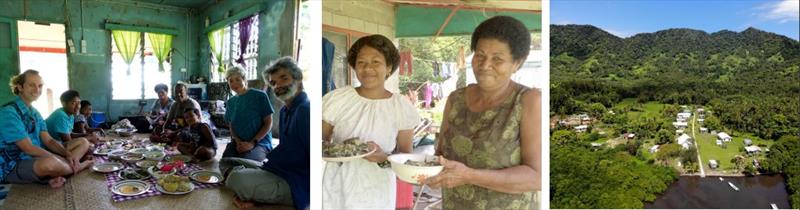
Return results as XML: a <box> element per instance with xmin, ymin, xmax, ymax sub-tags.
<box><xmin>322</xmin><ymin>34</ymin><xmax>420</xmax><ymax>209</ymax></box>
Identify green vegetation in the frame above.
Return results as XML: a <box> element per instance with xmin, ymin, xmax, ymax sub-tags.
<box><xmin>551</xmin><ymin>140</ymin><xmax>678</xmax><ymax>208</ymax></box>
<box><xmin>763</xmin><ymin>136</ymin><xmax>800</xmax><ymax>208</ymax></box>
<box><xmin>551</xmin><ymin>25</ymin><xmax>800</xmax><ymax>208</ymax></box>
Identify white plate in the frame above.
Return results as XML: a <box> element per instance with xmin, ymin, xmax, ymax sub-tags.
<box><xmin>111</xmin><ymin>180</ymin><xmax>150</xmax><ymax>196</ymax></box>
<box><xmin>155</xmin><ymin>182</ymin><xmax>194</xmax><ymax>195</ymax></box>
<box><xmin>322</xmin><ymin>147</ymin><xmax>376</xmax><ymax>162</ymax></box>
<box><xmin>189</xmin><ymin>171</ymin><xmax>223</xmax><ymax>184</ymax></box>
<box><xmin>93</xmin><ymin>148</ymin><xmax>113</xmax><ymax>155</ymax></box>
<box><xmin>92</xmin><ymin>162</ymin><xmax>124</xmax><ymax>173</ymax></box>
<box><xmin>135</xmin><ymin>160</ymin><xmax>158</xmax><ymax>168</ymax></box>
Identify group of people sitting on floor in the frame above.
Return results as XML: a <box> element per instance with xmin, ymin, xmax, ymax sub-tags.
<box><xmin>0</xmin><ymin>57</ymin><xmax>309</xmax><ymax>210</ymax></box>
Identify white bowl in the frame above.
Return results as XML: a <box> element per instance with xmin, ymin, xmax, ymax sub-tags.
<box><xmin>387</xmin><ymin>154</ymin><xmax>444</xmax><ymax>185</ymax></box>
<box><xmin>144</xmin><ymin>150</ymin><xmax>166</xmax><ymax>161</ymax></box>
<box><xmin>121</xmin><ymin>154</ymin><xmax>144</xmax><ymax>163</ymax></box>
<box><xmin>149</xmin><ymin>166</ymin><xmax>177</xmax><ymax>179</ymax></box>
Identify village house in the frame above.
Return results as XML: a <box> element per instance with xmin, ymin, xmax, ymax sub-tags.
<box><xmin>717</xmin><ymin>132</ymin><xmax>733</xmax><ymax>142</ymax></box>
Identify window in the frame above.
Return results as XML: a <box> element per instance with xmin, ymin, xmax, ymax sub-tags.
<box><xmin>210</xmin><ymin>14</ymin><xmax>260</xmax><ymax>82</ymax></box>
<box><xmin>111</xmin><ymin>33</ymin><xmax>171</xmax><ymax>100</ymax></box>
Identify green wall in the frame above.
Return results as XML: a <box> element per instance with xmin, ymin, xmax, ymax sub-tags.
<box><xmin>0</xmin><ymin>0</ymin><xmax>295</xmax><ymax>121</ymax></box>
<box><xmin>198</xmin><ymin>0</ymin><xmax>295</xmax><ymax>87</ymax></box>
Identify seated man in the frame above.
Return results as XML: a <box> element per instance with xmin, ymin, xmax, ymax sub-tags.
<box><xmin>45</xmin><ymin>90</ymin><xmax>96</xmax><ymax>170</ymax></box>
<box><xmin>1</xmin><ymin>70</ymin><xmax>82</xmax><ymax>188</ymax></box>
<box><xmin>73</xmin><ymin>100</ymin><xmax>103</xmax><ymax>134</ymax></box>
<box><xmin>175</xmin><ymin>108</ymin><xmax>217</xmax><ymax>162</ymax></box>
<box><xmin>221</xmin><ymin>57</ymin><xmax>309</xmax><ymax>209</ymax></box>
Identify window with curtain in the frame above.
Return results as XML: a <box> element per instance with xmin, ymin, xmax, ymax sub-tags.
<box><xmin>210</xmin><ymin>14</ymin><xmax>260</xmax><ymax>82</ymax></box>
<box><xmin>111</xmin><ymin>32</ymin><xmax>172</xmax><ymax>100</ymax></box>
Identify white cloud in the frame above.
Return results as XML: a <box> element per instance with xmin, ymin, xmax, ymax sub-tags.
<box><xmin>758</xmin><ymin>0</ymin><xmax>799</xmax><ymax>23</ymax></box>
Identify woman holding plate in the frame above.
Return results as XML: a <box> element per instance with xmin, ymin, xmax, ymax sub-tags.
<box><xmin>322</xmin><ymin>34</ymin><xmax>420</xmax><ymax>209</ymax></box>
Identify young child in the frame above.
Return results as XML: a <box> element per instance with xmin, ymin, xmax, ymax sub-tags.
<box><xmin>73</xmin><ymin>100</ymin><xmax>104</xmax><ymax>134</ymax></box>
<box><xmin>176</xmin><ymin>108</ymin><xmax>217</xmax><ymax>161</ymax></box>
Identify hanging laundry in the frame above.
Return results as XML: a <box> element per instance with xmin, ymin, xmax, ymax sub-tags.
<box><xmin>399</xmin><ymin>51</ymin><xmax>413</xmax><ymax>76</ymax></box>
<box><xmin>424</xmin><ymin>82</ymin><xmax>432</xmax><ymax>109</ymax></box>
<box><xmin>323</xmin><ymin>38</ymin><xmax>336</xmax><ymax>95</ymax></box>
<box><xmin>432</xmin><ymin>61</ymin><xmax>441</xmax><ymax>78</ymax></box>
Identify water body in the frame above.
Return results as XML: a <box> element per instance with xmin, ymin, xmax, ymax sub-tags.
<box><xmin>645</xmin><ymin>174</ymin><xmax>791</xmax><ymax>209</ymax></box>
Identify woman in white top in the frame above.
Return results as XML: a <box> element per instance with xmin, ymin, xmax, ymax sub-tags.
<box><xmin>322</xmin><ymin>34</ymin><xmax>420</xmax><ymax>209</ymax></box>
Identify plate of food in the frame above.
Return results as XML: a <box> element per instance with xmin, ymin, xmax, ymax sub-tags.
<box><xmin>92</xmin><ymin>162</ymin><xmax>124</xmax><ymax>173</ymax></box>
<box><xmin>111</xmin><ymin>180</ymin><xmax>150</xmax><ymax>196</ymax></box>
<box><xmin>156</xmin><ymin>174</ymin><xmax>195</xmax><ymax>195</ymax></box>
<box><xmin>135</xmin><ymin>160</ymin><xmax>158</xmax><ymax>169</ymax></box>
<box><xmin>128</xmin><ymin>148</ymin><xmax>148</xmax><ymax>156</ymax></box>
<box><xmin>322</xmin><ymin>138</ymin><xmax>376</xmax><ymax>162</ymax></box>
<box><xmin>388</xmin><ymin>154</ymin><xmax>444</xmax><ymax>185</ymax></box>
<box><xmin>118</xmin><ymin>167</ymin><xmax>152</xmax><ymax>180</ymax></box>
<box><xmin>189</xmin><ymin>170</ymin><xmax>223</xmax><ymax>184</ymax></box>
<box><xmin>121</xmin><ymin>154</ymin><xmax>144</xmax><ymax>163</ymax></box>
<box><xmin>108</xmin><ymin>150</ymin><xmax>127</xmax><ymax>160</ymax></box>
<box><xmin>93</xmin><ymin>147</ymin><xmax>113</xmax><ymax>155</ymax></box>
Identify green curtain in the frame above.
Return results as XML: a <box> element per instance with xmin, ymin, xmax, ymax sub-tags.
<box><xmin>147</xmin><ymin>33</ymin><xmax>173</xmax><ymax>72</ymax></box>
<box><xmin>208</xmin><ymin>28</ymin><xmax>225</xmax><ymax>73</ymax></box>
<box><xmin>112</xmin><ymin>30</ymin><xmax>141</xmax><ymax>75</ymax></box>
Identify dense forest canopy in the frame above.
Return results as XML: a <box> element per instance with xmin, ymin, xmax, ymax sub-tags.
<box><xmin>550</xmin><ymin>24</ymin><xmax>800</xmax><ymax>208</ymax></box>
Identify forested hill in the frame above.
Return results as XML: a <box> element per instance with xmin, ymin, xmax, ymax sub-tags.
<box><xmin>550</xmin><ymin>24</ymin><xmax>799</xmax><ymax>140</ymax></box>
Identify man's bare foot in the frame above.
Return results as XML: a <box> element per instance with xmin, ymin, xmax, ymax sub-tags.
<box><xmin>48</xmin><ymin>177</ymin><xmax>66</xmax><ymax>189</ymax></box>
<box><xmin>233</xmin><ymin>196</ymin><xmax>256</xmax><ymax>209</ymax></box>
<box><xmin>76</xmin><ymin>160</ymin><xmax>95</xmax><ymax>173</ymax></box>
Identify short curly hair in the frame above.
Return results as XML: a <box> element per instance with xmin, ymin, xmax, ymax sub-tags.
<box><xmin>471</xmin><ymin>16</ymin><xmax>531</xmax><ymax>62</ymax></box>
<box><xmin>347</xmin><ymin>34</ymin><xmax>399</xmax><ymax>78</ymax></box>
<box><xmin>154</xmin><ymin>83</ymin><xmax>169</xmax><ymax>93</ymax></box>
<box><xmin>59</xmin><ymin>90</ymin><xmax>80</xmax><ymax>103</ymax></box>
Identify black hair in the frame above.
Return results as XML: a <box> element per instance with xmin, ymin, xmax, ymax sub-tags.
<box><xmin>183</xmin><ymin>107</ymin><xmax>201</xmax><ymax>116</ymax></box>
<box><xmin>347</xmin><ymin>34</ymin><xmax>399</xmax><ymax>78</ymax></box>
<box><xmin>80</xmin><ymin>100</ymin><xmax>92</xmax><ymax>108</ymax></box>
<box><xmin>154</xmin><ymin>83</ymin><xmax>169</xmax><ymax>93</ymax></box>
<box><xmin>59</xmin><ymin>90</ymin><xmax>81</xmax><ymax>103</ymax></box>
<box><xmin>471</xmin><ymin>16</ymin><xmax>531</xmax><ymax>62</ymax></box>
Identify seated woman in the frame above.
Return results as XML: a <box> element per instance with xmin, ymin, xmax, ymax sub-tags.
<box><xmin>149</xmin><ymin>83</ymin><xmax>173</xmax><ymax>133</ymax></box>
<box><xmin>73</xmin><ymin>100</ymin><xmax>103</xmax><ymax>134</ymax></box>
<box><xmin>175</xmin><ymin>108</ymin><xmax>217</xmax><ymax>161</ymax></box>
<box><xmin>423</xmin><ymin>16</ymin><xmax>541</xmax><ymax>209</ymax></box>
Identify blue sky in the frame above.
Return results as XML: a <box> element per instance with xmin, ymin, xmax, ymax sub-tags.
<box><xmin>552</xmin><ymin>0</ymin><xmax>799</xmax><ymax>40</ymax></box>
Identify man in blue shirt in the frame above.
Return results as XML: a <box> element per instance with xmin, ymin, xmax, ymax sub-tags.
<box><xmin>223</xmin><ymin>66</ymin><xmax>274</xmax><ymax>162</ymax></box>
<box><xmin>45</xmin><ymin>90</ymin><xmax>97</xmax><ymax>173</ymax></box>
<box><xmin>223</xmin><ymin>57</ymin><xmax>309</xmax><ymax>210</ymax></box>
<box><xmin>1</xmin><ymin>70</ymin><xmax>79</xmax><ymax>188</ymax></box>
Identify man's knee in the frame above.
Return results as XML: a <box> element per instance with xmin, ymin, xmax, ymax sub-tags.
<box><xmin>34</xmin><ymin>156</ymin><xmax>72</xmax><ymax>176</ymax></box>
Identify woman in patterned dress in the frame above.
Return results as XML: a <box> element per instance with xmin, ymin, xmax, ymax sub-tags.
<box><xmin>424</xmin><ymin>16</ymin><xmax>542</xmax><ymax>209</ymax></box>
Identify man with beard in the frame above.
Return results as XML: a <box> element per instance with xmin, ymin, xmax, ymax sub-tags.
<box><xmin>222</xmin><ymin>57</ymin><xmax>309</xmax><ymax>210</ymax></box>
<box><xmin>1</xmin><ymin>70</ymin><xmax>79</xmax><ymax>188</ymax></box>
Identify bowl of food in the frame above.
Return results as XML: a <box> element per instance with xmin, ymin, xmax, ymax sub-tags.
<box><xmin>108</xmin><ymin>150</ymin><xmax>128</xmax><ymax>160</ymax></box>
<box><xmin>143</xmin><ymin>150</ymin><xmax>166</xmax><ymax>161</ymax></box>
<box><xmin>128</xmin><ymin>148</ymin><xmax>148</xmax><ymax>156</ymax></box>
<box><xmin>148</xmin><ymin>166</ymin><xmax>178</xmax><ymax>180</ymax></box>
<box><xmin>388</xmin><ymin>154</ymin><xmax>444</xmax><ymax>185</ymax></box>
<box><xmin>156</xmin><ymin>174</ymin><xmax>194</xmax><ymax>195</ymax></box>
<box><xmin>115</xmin><ymin>128</ymin><xmax>137</xmax><ymax>137</ymax></box>
<box><xmin>119</xmin><ymin>167</ymin><xmax>151</xmax><ymax>180</ymax></box>
<box><xmin>322</xmin><ymin>138</ymin><xmax>375</xmax><ymax>162</ymax></box>
<box><xmin>121</xmin><ymin>153</ymin><xmax>144</xmax><ymax>163</ymax></box>
<box><xmin>135</xmin><ymin>160</ymin><xmax>158</xmax><ymax>169</ymax></box>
